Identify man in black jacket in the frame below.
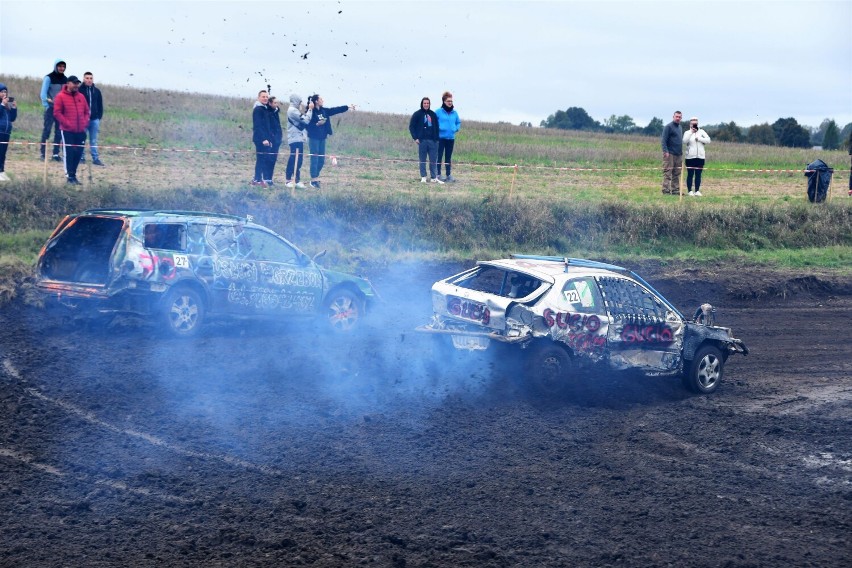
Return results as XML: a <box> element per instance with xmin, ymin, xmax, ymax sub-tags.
<box><xmin>409</xmin><ymin>97</ymin><xmax>443</xmax><ymax>184</ymax></box>
<box><xmin>251</xmin><ymin>90</ymin><xmax>273</xmax><ymax>187</ymax></box>
<box><xmin>79</xmin><ymin>72</ymin><xmax>105</xmax><ymax>166</ymax></box>
<box><xmin>660</xmin><ymin>110</ymin><xmax>683</xmax><ymax>195</ymax></box>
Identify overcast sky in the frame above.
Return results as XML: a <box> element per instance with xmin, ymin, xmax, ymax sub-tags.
<box><xmin>2</xmin><ymin>0</ymin><xmax>850</xmax><ymax>128</ymax></box>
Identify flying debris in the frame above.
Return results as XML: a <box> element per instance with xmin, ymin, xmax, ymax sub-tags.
<box><xmin>301</xmin><ymin>52</ymin><xmax>309</xmax><ymax>59</ymax></box>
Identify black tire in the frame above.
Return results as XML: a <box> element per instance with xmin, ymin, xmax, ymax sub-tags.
<box><xmin>161</xmin><ymin>287</ymin><xmax>204</xmax><ymax>338</ymax></box>
<box><xmin>525</xmin><ymin>343</ymin><xmax>573</xmax><ymax>396</ymax></box>
<box><xmin>684</xmin><ymin>345</ymin><xmax>725</xmax><ymax>394</ymax></box>
<box><xmin>323</xmin><ymin>288</ymin><xmax>364</xmax><ymax>333</ymax></box>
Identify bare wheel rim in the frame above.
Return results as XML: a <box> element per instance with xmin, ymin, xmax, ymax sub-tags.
<box><xmin>327</xmin><ymin>294</ymin><xmax>359</xmax><ymax>331</ymax></box>
<box><xmin>537</xmin><ymin>353</ymin><xmax>564</xmax><ymax>392</ymax></box>
<box><xmin>169</xmin><ymin>294</ymin><xmax>199</xmax><ymax>332</ymax></box>
<box><xmin>696</xmin><ymin>353</ymin><xmax>721</xmax><ymax>390</ymax></box>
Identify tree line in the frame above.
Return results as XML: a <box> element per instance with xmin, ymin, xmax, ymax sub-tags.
<box><xmin>539</xmin><ymin>106</ymin><xmax>851</xmax><ymax>150</ymax></box>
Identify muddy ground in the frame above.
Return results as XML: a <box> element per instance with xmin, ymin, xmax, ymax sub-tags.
<box><xmin>0</xmin><ymin>262</ymin><xmax>850</xmax><ymax>567</ymax></box>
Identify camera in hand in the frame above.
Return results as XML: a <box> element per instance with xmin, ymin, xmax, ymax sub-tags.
<box><xmin>6</xmin><ymin>97</ymin><xmax>13</xmax><ymax>103</ymax></box>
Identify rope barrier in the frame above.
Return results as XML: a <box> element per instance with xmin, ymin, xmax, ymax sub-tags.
<box><xmin>3</xmin><ymin>139</ymin><xmax>848</xmax><ymax>175</ymax></box>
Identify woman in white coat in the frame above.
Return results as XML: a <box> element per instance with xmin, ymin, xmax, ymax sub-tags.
<box><xmin>682</xmin><ymin>117</ymin><xmax>711</xmax><ymax>196</ymax></box>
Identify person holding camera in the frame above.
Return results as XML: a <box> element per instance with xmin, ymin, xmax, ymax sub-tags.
<box><xmin>660</xmin><ymin>110</ymin><xmax>683</xmax><ymax>195</ymax></box>
<box><xmin>682</xmin><ymin>117</ymin><xmax>711</xmax><ymax>196</ymax></box>
<box><xmin>0</xmin><ymin>83</ymin><xmax>18</xmax><ymax>182</ymax></box>
<box><xmin>409</xmin><ymin>96</ymin><xmax>443</xmax><ymax>184</ymax></box>
<box><xmin>285</xmin><ymin>93</ymin><xmax>313</xmax><ymax>189</ymax></box>
<box><xmin>305</xmin><ymin>94</ymin><xmax>355</xmax><ymax>189</ymax></box>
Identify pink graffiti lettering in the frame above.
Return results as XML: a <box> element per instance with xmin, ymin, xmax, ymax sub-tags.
<box><xmin>447</xmin><ymin>297</ymin><xmax>491</xmax><ymax>325</ymax></box>
<box><xmin>543</xmin><ymin>309</ymin><xmax>601</xmax><ymax>332</ymax></box>
<box><xmin>620</xmin><ymin>324</ymin><xmax>674</xmax><ymax>344</ymax></box>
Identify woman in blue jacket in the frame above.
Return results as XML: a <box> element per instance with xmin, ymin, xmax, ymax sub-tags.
<box><xmin>0</xmin><ymin>83</ymin><xmax>18</xmax><ymax>181</ymax></box>
<box><xmin>435</xmin><ymin>91</ymin><xmax>461</xmax><ymax>182</ymax></box>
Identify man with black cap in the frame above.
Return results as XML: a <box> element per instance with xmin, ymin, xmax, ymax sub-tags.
<box><xmin>39</xmin><ymin>58</ymin><xmax>67</xmax><ymax>161</ymax></box>
<box><xmin>53</xmin><ymin>76</ymin><xmax>90</xmax><ymax>185</ymax></box>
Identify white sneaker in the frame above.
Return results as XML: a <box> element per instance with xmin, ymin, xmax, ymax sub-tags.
<box><xmin>420</xmin><ymin>177</ymin><xmax>428</xmax><ymax>183</ymax></box>
<box><xmin>688</xmin><ymin>190</ymin><xmax>695</xmax><ymax>196</ymax></box>
<box><xmin>295</xmin><ymin>182</ymin><xmax>306</xmax><ymax>189</ymax></box>
<box><xmin>431</xmin><ymin>178</ymin><xmax>445</xmax><ymax>184</ymax></box>
<box><xmin>0</xmin><ymin>172</ymin><xmax>8</xmax><ymax>182</ymax></box>
<box><xmin>694</xmin><ymin>190</ymin><xmax>702</xmax><ymax>196</ymax></box>
<box><xmin>285</xmin><ymin>181</ymin><xmax>295</xmax><ymax>188</ymax></box>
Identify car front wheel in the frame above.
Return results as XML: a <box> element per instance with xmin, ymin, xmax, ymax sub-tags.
<box><xmin>324</xmin><ymin>289</ymin><xmax>364</xmax><ymax>333</ymax></box>
<box><xmin>684</xmin><ymin>345</ymin><xmax>724</xmax><ymax>394</ymax></box>
<box><xmin>161</xmin><ymin>287</ymin><xmax>204</xmax><ymax>338</ymax></box>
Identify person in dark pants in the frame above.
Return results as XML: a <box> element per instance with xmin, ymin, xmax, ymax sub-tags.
<box><xmin>40</xmin><ymin>59</ymin><xmax>67</xmax><ymax>161</ymax></box>
<box><xmin>435</xmin><ymin>91</ymin><xmax>461</xmax><ymax>182</ymax></box>
<box><xmin>0</xmin><ymin>83</ymin><xmax>18</xmax><ymax>181</ymax></box>
<box><xmin>682</xmin><ymin>117</ymin><xmax>711</xmax><ymax>196</ymax></box>
<box><xmin>305</xmin><ymin>94</ymin><xmax>354</xmax><ymax>189</ymax></box>
<box><xmin>285</xmin><ymin>93</ymin><xmax>313</xmax><ymax>189</ymax></box>
<box><xmin>266</xmin><ymin>96</ymin><xmax>283</xmax><ymax>185</ymax></box>
<box><xmin>53</xmin><ymin>76</ymin><xmax>90</xmax><ymax>185</ymax></box>
<box><xmin>848</xmin><ymin>130</ymin><xmax>852</xmax><ymax>196</ymax></box>
<box><xmin>661</xmin><ymin>110</ymin><xmax>683</xmax><ymax>195</ymax></box>
<box><xmin>408</xmin><ymin>96</ymin><xmax>442</xmax><ymax>184</ymax></box>
<box><xmin>79</xmin><ymin>72</ymin><xmax>105</xmax><ymax>166</ymax></box>
<box><xmin>251</xmin><ymin>90</ymin><xmax>273</xmax><ymax>187</ymax></box>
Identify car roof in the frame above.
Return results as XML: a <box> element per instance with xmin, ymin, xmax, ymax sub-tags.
<box><xmin>479</xmin><ymin>255</ymin><xmax>628</xmax><ymax>281</ymax></box>
<box><xmin>80</xmin><ymin>209</ymin><xmax>248</xmax><ymax>222</ymax></box>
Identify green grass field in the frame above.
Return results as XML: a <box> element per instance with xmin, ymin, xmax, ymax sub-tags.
<box><xmin>1</xmin><ymin>74</ymin><xmax>850</xmax><ymax>273</ymax></box>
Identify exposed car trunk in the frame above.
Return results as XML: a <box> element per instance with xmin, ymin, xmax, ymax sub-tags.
<box><xmin>38</xmin><ymin>217</ymin><xmax>124</xmax><ymax>285</ymax></box>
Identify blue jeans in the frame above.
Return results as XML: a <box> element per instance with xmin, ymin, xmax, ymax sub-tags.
<box><xmin>86</xmin><ymin>118</ymin><xmax>100</xmax><ymax>160</ymax></box>
<box><xmin>308</xmin><ymin>137</ymin><xmax>326</xmax><ymax>179</ymax></box>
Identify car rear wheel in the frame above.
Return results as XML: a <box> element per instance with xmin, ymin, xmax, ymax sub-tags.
<box><xmin>161</xmin><ymin>287</ymin><xmax>204</xmax><ymax>338</ymax></box>
<box><xmin>324</xmin><ymin>289</ymin><xmax>363</xmax><ymax>333</ymax></box>
<box><xmin>684</xmin><ymin>345</ymin><xmax>724</xmax><ymax>394</ymax></box>
<box><xmin>525</xmin><ymin>343</ymin><xmax>572</xmax><ymax>396</ymax></box>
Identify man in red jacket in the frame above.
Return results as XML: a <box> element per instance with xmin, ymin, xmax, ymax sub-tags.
<box><xmin>53</xmin><ymin>76</ymin><xmax>90</xmax><ymax>184</ymax></box>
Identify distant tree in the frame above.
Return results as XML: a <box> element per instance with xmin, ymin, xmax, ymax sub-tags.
<box><xmin>642</xmin><ymin>117</ymin><xmax>664</xmax><ymax>137</ymax></box>
<box><xmin>541</xmin><ymin>106</ymin><xmax>600</xmax><ymax>131</ymax></box>
<box><xmin>772</xmin><ymin>117</ymin><xmax>811</xmax><ymax>148</ymax></box>
<box><xmin>713</xmin><ymin>121</ymin><xmax>744</xmax><ymax>143</ymax></box>
<box><xmin>603</xmin><ymin>114</ymin><xmax>636</xmax><ymax>133</ymax></box>
<box><xmin>821</xmin><ymin>120</ymin><xmax>840</xmax><ymax>150</ymax></box>
<box><xmin>811</xmin><ymin>118</ymin><xmax>832</xmax><ymax>146</ymax></box>
<box><xmin>746</xmin><ymin>123</ymin><xmax>776</xmax><ymax>146</ymax></box>
<box><xmin>840</xmin><ymin>122</ymin><xmax>852</xmax><ymax>149</ymax></box>
<box><xmin>519</xmin><ymin>121</ymin><xmax>533</xmax><ymax>128</ymax></box>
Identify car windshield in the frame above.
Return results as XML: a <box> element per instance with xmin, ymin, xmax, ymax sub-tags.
<box><xmin>451</xmin><ymin>266</ymin><xmax>542</xmax><ymax>298</ymax></box>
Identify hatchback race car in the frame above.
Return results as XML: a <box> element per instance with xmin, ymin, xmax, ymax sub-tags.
<box><xmin>35</xmin><ymin>209</ymin><xmax>377</xmax><ymax>337</ymax></box>
<box><xmin>417</xmin><ymin>255</ymin><xmax>748</xmax><ymax>394</ymax></box>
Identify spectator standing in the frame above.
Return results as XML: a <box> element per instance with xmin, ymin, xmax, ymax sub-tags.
<box><xmin>79</xmin><ymin>72</ymin><xmax>105</xmax><ymax>166</ymax></box>
<box><xmin>848</xmin><ymin>129</ymin><xmax>852</xmax><ymax>197</ymax></box>
<box><xmin>435</xmin><ymin>91</ymin><xmax>461</xmax><ymax>182</ymax></box>
<box><xmin>408</xmin><ymin>96</ymin><xmax>443</xmax><ymax>184</ymax></box>
<box><xmin>40</xmin><ymin>59</ymin><xmax>67</xmax><ymax>161</ymax></box>
<box><xmin>53</xmin><ymin>76</ymin><xmax>90</xmax><ymax>185</ymax></box>
<box><xmin>285</xmin><ymin>93</ymin><xmax>313</xmax><ymax>189</ymax></box>
<box><xmin>267</xmin><ymin>96</ymin><xmax>283</xmax><ymax>185</ymax></box>
<box><xmin>305</xmin><ymin>94</ymin><xmax>354</xmax><ymax>189</ymax></box>
<box><xmin>661</xmin><ymin>110</ymin><xmax>683</xmax><ymax>195</ymax></box>
<box><xmin>0</xmin><ymin>83</ymin><xmax>18</xmax><ymax>182</ymax></box>
<box><xmin>251</xmin><ymin>90</ymin><xmax>273</xmax><ymax>187</ymax></box>
<box><xmin>682</xmin><ymin>117</ymin><xmax>711</xmax><ymax>196</ymax></box>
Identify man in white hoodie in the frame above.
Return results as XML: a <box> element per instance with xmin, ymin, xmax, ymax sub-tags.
<box><xmin>682</xmin><ymin>117</ymin><xmax>711</xmax><ymax>196</ymax></box>
<box><xmin>285</xmin><ymin>94</ymin><xmax>313</xmax><ymax>189</ymax></box>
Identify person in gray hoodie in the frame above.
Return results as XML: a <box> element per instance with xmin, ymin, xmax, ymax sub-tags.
<box><xmin>39</xmin><ymin>58</ymin><xmax>67</xmax><ymax>161</ymax></box>
<box><xmin>285</xmin><ymin>94</ymin><xmax>313</xmax><ymax>189</ymax></box>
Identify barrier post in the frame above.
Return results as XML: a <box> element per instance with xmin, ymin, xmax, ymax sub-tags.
<box><xmin>509</xmin><ymin>164</ymin><xmax>518</xmax><ymax>200</ymax></box>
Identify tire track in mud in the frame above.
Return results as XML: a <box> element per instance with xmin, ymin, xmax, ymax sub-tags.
<box><xmin>1</xmin><ymin>357</ymin><xmax>286</xmax><ymax>478</ymax></box>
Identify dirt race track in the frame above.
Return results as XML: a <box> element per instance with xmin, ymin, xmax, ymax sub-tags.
<box><xmin>1</xmin><ymin>262</ymin><xmax>850</xmax><ymax>567</ymax></box>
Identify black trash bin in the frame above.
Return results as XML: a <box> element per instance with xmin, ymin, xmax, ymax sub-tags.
<box><xmin>805</xmin><ymin>159</ymin><xmax>833</xmax><ymax>203</ymax></box>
